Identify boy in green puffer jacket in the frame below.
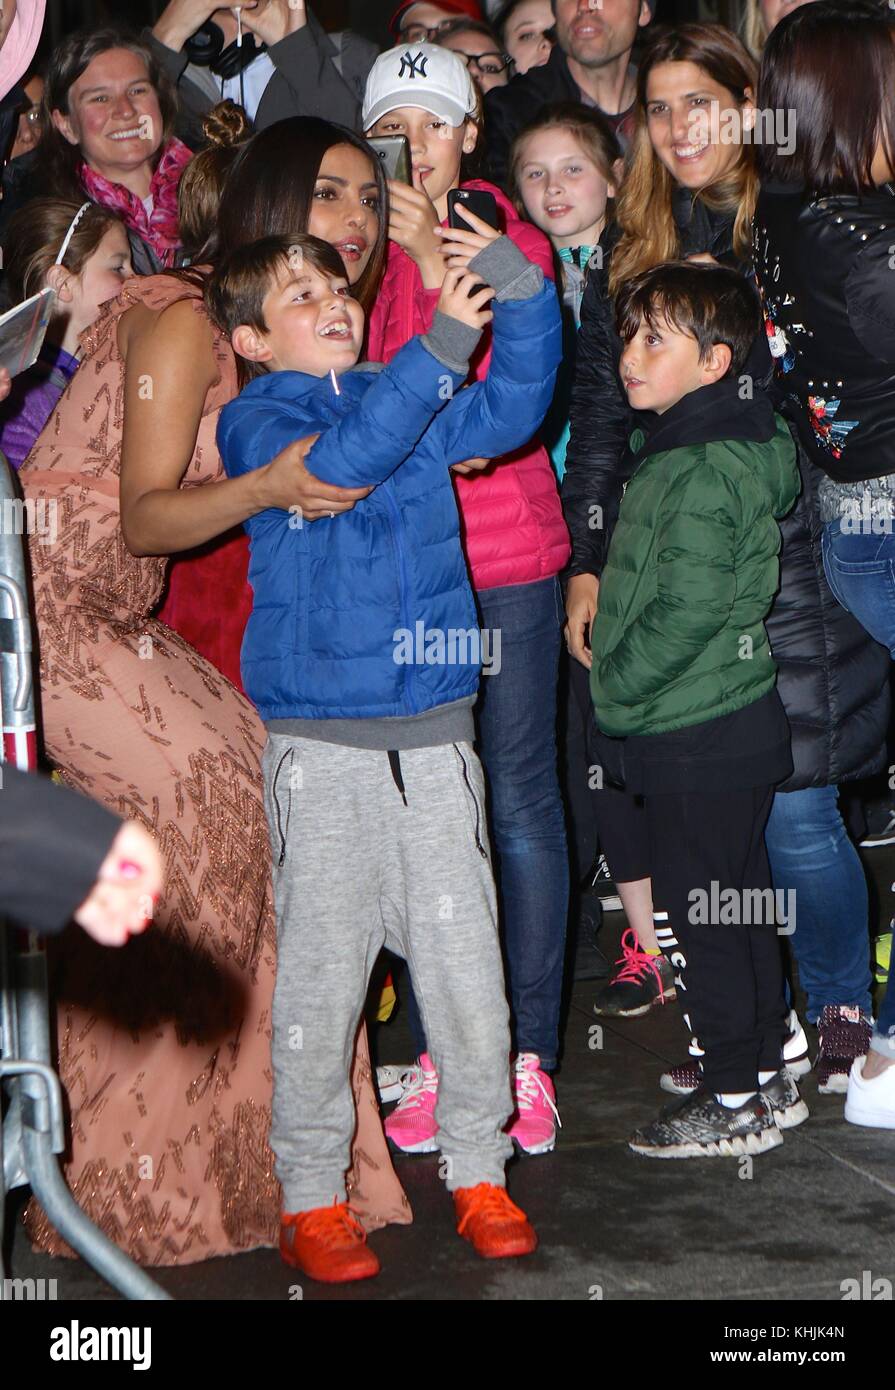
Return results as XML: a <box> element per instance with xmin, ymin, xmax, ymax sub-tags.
<box><xmin>590</xmin><ymin>261</ymin><xmax>801</xmax><ymax>1160</ymax></box>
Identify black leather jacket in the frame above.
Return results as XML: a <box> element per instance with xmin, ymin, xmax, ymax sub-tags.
<box><xmin>754</xmin><ymin>181</ymin><xmax>895</xmax><ymax>483</ymax></box>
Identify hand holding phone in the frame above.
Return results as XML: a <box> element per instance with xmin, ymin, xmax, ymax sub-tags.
<box><xmin>437</xmin><ymin>267</ymin><xmax>495</xmax><ymax>332</ymax></box>
<box><xmin>437</xmin><ymin>194</ymin><xmax>502</xmax><ymax>272</ymax></box>
<box><xmin>384</xmin><ymin>178</ymin><xmax>446</xmax><ymax>286</ymax></box>
<box><xmin>447</xmin><ymin>188</ymin><xmax>500</xmax><ymax>232</ymax></box>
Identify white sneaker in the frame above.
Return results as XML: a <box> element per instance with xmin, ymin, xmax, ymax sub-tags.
<box><xmin>375</xmin><ymin>1062</ymin><xmax>422</xmax><ymax>1105</ymax></box>
<box><xmin>859</xmin><ymin>813</ymin><xmax>895</xmax><ymax>848</ymax></box>
<box><xmin>783</xmin><ymin>1009</ymin><xmax>811</xmax><ymax>1078</ymax></box>
<box><xmin>591</xmin><ymin>854</ymin><xmax>622</xmax><ymax>912</ymax></box>
<box><xmin>659</xmin><ymin>1011</ymin><xmax>810</xmax><ymax>1095</ymax></box>
<box><xmin>844</xmin><ymin>1053</ymin><xmax>895</xmax><ymax>1129</ymax></box>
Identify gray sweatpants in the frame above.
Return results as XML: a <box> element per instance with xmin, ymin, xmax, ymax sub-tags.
<box><xmin>262</xmin><ymin>733</ymin><xmax>514</xmax><ymax>1214</ymax></box>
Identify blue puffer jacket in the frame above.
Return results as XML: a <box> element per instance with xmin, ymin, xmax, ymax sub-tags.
<box><xmin>217</xmin><ymin>284</ymin><xmax>562</xmax><ymax>721</ymax></box>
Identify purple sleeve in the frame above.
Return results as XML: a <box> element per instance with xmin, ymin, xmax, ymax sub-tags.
<box><xmin>0</xmin><ymin>370</ymin><xmax>67</xmax><ymax>471</ymax></box>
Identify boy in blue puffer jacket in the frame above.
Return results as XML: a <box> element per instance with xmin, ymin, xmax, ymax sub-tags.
<box><xmin>211</xmin><ymin>227</ymin><xmax>562</xmax><ymax>1283</ymax></box>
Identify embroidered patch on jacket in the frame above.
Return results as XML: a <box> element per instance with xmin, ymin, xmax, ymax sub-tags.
<box><xmin>807</xmin><ymin>396</ymin><xmax>860</xmax><ymax>460</ymax></box>
<box><xmin>760</xmin><ymin>300</ymin><xmax>796</xmax><ymax>374</ymax></box>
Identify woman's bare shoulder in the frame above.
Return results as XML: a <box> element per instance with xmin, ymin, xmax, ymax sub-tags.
<box><xmin>118</xmin><ymin>295</ymin><xmax>216</xmax><ymax>377</ymax></box>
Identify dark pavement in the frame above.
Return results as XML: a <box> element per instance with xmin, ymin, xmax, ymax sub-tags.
<box><xmin>6</xmin><ymin>845</ymin><xmax>895</xmax><ymax>1303</ymax></box>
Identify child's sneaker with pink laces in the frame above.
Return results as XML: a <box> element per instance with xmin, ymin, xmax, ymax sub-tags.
<box><xmin>591</xmin><ymin>927</ymin><xmax>676</xmax><ymax>1018</ymax></box>
<box><xmin>506</xmin><ymin>1052</ymin><xmax>561</xmax><ymax>1156</ymax></box>
<box><xmin>383</xmin><ymin>1053</ymin><xmax>439</xmax><ymax>1154</ymax></box>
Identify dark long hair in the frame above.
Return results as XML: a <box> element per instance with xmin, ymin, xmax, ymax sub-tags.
<box><xmin>209</xmin><ymin>117</ymin><xmax>389</xmax><ymax>313</ymax></box>
<box><xmin>35</xmin><ymin>28</ymin><xmax>177</xmax><ymax>202</ymax></box>
<box><xmin>758</xmin><ymin>0</ymin><xmax>895</xmax><ymax>191</ymax></box>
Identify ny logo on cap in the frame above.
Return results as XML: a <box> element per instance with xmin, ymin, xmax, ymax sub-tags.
<box><xmin>398</xmin><ymin>50</ymin><xmax>429</xmax><ymax>80</ymax></box>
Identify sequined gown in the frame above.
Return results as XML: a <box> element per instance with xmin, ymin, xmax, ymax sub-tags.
<box><xmin>19</xmin><ymin>275</ymin><xmax>410</xmax><ymax>1265</ymax></box>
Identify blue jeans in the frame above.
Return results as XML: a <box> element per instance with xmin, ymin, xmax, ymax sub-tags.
<box><xmin>822</xmin><ymin>519</ymin><xmax>895</xmax><ymax>1052</ymax></box>
<box><xmin>405</xmin><ymin>577</ymin><xmax>569</xmax><ymax>1069</ymax></box>
<box><xmin>764</xmin><ymin>785</ymin><xmax>873</xmax><ymax>1024</ymax></box>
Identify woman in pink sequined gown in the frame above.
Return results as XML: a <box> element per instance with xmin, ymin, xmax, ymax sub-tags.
<box><xmin>18</xmin><ymin>122</ymin><xmax>407</xmax><ymax>1266</ymax></box>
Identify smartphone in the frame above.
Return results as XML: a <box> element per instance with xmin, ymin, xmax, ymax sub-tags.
<box><xmin>367</xmin><ymin>135</ymin><xmax>412</xmax><ymax>185</ymax></box>
<box><xmin>447</xmin><ymin>189</ymin><xmax>501</xmax><ymax>296</ymax></box>
<box><xmin>447</xmin><ymin>188</ymin><xmax>501</xmax><ymax>232</ymax></box>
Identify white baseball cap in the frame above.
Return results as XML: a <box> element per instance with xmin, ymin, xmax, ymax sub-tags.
<box><xmin>362</xmin><ymin>43</ymin><xmax>477</xmax><ymax>132</ymax></box>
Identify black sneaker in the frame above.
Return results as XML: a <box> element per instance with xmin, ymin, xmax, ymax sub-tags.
<box><xmin>587</xmin><ymin>853</ymin><xmax>622</xmax><ymax>912</ymax></box>
<box><xmin>592</xmin><ymin>927</ymin><xmax>676</xmax><ymax>1017</ymax></box>
<box><xmin>759</xmin><ymin>1069</ymin><xmax>809</xmax><ymax>1130</ymax></box>
<box><xmin>629</xmin><ymin>1089</ymin><xmax>783</xmax><ymax>1159</ymax></box>
<box><xmin>571</xmin><ymin>902</ymin><xmax>611</xmax><ymax>981</ymax></box>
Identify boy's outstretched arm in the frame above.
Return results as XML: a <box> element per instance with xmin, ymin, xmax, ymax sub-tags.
<box><xmin>303</xmin><ymin>302</ymin><xmax>487</xmax><ymax>487</ymax></box>
<box><xmin>596</xmin><ymin>461</ymin><xmax>743</xmax><ymax>706</ymax></box>
<box><xmin>218</xmin><ymin>282</ymin><xmax>492</xmax><ymax>496</ymax></box>
<box><xmin>433</xmin><ymin>236</ymin><xmax>563</xmax><ymax>466</ymax></box>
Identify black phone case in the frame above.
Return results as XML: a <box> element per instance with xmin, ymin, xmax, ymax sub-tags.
<box><xmin>447</xmin><ymin>188</ymin><xmax>500</xmax><ymax>231</ymax></box>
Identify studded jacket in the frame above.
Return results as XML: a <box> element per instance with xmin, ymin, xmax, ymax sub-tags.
<box><xmin>753</xmin><ymin>181</ymin><xmax>895</xmax><ymax>484</ymax></box>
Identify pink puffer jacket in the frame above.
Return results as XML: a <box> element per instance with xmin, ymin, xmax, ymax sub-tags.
<box><xmin>367</xmin><ymin>180</ymin><xmax>570</xmax><ymax>593</ymax></box>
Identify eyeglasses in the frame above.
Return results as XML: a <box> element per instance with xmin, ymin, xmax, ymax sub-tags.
<box><xmin>450</xmin><ymin>50</ymin><xmax>513</xmax><ymax>76</ymax></box>
<box><xmin>399</xmin><ymin>19</ymin><xmax>461</xmax><ymax>42</ymax></box>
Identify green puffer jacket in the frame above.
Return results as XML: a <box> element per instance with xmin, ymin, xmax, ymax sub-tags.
<box><xmin>590</xmin><ymin>380</ymin><xmax>800</xmax><ymax>737</ymax></box>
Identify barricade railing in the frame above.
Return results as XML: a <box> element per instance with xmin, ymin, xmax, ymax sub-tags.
<box><xmin>0</xmin><ymin>453</ymin><xmax>170</xmax><ymax>1300</ymax></box>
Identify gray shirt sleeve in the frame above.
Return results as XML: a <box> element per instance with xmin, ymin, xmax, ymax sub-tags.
<box><xmin>421</xmin><ymin>311</ymin><xmax>482</xmax><ymax>376</ymax></box>
<box><xmin>468</xmin><ymin>235</ymin><xmax>544</xmax><ymax>301</ymax></box>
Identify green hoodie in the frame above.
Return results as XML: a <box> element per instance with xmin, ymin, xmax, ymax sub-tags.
<box><xmin>590</xmin><ymin>380</ymin><xmax>800</xmax><ymax>738</ymax></box>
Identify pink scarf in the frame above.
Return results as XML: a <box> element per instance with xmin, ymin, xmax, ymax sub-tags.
<box><xmin>79</xmin><ymin>138</ymin><xmax>193</xmax><ymax>268</ymax></box>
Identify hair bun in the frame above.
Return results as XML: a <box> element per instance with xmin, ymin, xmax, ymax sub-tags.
<box><xmin>202</xmin><ymin>100</ymin><xmax>252</xmax><ymax>148</ymax></box>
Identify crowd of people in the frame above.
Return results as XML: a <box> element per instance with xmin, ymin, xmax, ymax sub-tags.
<box><xmin>0</xmin><ymin>0</ymin><xmax>893</xmax><ymax>1286</ymax></box>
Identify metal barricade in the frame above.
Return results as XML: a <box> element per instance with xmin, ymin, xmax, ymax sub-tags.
<box><xmin>0</xmin><ymin>454</ymin><xmax>170</xmax><ymax>1301</ymax></box>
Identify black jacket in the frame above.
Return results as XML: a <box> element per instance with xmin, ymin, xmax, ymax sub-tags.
<box><xmin>1</xmin><ymin>764</ymin><xmax>121</xmax><ymax>935</ymax></box>
<box><xmin>143</xmin><ymin>14</ymin><xmax>379</xmax><ymax>148</ymax></box>
<box><xmin>563</xmin><ymin>191</ymin><xmax>755</xmax><ymax>578</ymax></box>
<box><xmin>563</xmin><ymin>202</ymin><xmax>891</xmax><ymax>790</ymax></box>
<box><xmin>484</xmin><ymin>45</ymin><xmax>637</xmax><ymax>190</ymax></box>
<box><xmin>754</xmin><ymin>181</ymin><xmax>895</xmax><ymax>483</ymax></box>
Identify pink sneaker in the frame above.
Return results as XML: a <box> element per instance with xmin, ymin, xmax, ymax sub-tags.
<box><xmin>383</xmin><ymin>1053</ymin><xmax>439</xmax><ymax>1154</ymax></box>
<box><xmin>506</xmin><ymin>1053</ymin><xmax>561</xmax><ymax>1156</ymax></box>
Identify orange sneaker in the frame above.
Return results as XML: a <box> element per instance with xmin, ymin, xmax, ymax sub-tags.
<box><xmin>454</xmin><ymin>1183</ymin><xmax>538</xmax><ymax>1259</ymax></box>
<box><xmin>279</xmin><ymin>1200</ymin><xmax>381</xmax><ymax>1283</ymax></box>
